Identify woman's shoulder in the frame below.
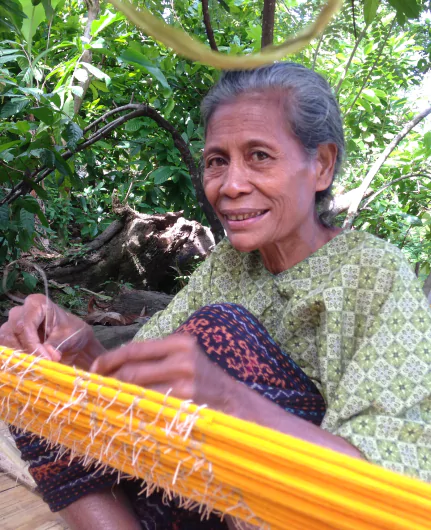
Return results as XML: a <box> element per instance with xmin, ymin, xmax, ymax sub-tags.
<box><xmin>334</xmin><ymin>230</ymin><xmax>409</xmax><ymax>271</ymax></box>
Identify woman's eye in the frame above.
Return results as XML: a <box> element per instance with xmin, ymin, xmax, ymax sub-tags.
<box><xmin>251</xmin><ymin>151</ymin><xmax>269</xmax><ymax>162</ymax></box>
<box><xmin>207</xmin><ymin>157</ymin><xmax>226</xmax><ymax>168</ymax></box>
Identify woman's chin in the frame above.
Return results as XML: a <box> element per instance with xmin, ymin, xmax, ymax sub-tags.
<box><xmin>226</xmin><ymin>233</ymin><xmax>262</xmax><ymax>253</ymax></box>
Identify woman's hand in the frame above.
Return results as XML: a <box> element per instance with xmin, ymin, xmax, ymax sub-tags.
<box><xmin>91</xmin><ymin>334</ymin><xmax>237</xmax><ymax>411</ymax></box>
<box><xmin>0</xmin><ymin>294</ymin><xmax>105</xmax><ymax>370</ymax></box>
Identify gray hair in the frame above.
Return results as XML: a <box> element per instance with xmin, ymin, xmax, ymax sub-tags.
<box><xmin>200</xmin><ymin>62</ymin><xmax>345</xmax><ymax>204</ymax></box>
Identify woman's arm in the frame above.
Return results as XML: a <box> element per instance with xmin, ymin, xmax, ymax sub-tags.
<box><xmin>226</xmin><ymin>381</ymin><xmax>363</xmax><ymax>459</ymax></box>
<box><xmin>59</xmin><ymin>487</ymin><xmax>142</xmax><ymax>530</ymax></box>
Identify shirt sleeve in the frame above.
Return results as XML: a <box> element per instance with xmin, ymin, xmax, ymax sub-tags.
<box><xmin>133</xmin><ymin>253</ymin><xmax>213</xmax><ymax>342</ymax></box>
<box><xmin>321</xmin><ymin>248</ymin><xmax>431</xmax><ymax>482</ymax></box>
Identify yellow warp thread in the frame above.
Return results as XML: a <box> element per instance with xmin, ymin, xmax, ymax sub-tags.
<box><xmin>1</xmin><ymin>347</ymin><xmax>431</xmax><ymax>529</ymax></box>
<box><xmin>109</xmin><ymin>0</ymin><xmax>343</xmax><ymax>70</ymax></box>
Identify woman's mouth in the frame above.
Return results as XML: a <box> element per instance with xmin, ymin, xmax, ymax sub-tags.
<box><xmin>223</xmin><ymin>210</ymin><xmax>268</xmax><ymax>228</ymax></box>
<box><xmin>225</xmin><ymin>210</ymin><xmax>266</xmax><ymax>221</ymax></box>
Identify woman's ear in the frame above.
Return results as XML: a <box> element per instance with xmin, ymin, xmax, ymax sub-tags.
<box><xmin>315</xmin><ymin>143</ymin><xmax>338</xmax><ymax>192</ymax></box>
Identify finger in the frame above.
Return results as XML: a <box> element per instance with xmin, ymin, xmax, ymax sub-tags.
<box><xmin>44</xmin><ymin>343</ymin><xmax>62</xmax><ymax>362</ymax></box>
<box><xmin>0</xmin><ymin>323</ymin><xmax>21</xmax><ymax>350</ymax></box>
<box><xmin>0</xmin><ymin>323</ymin><xmax>53</xmax><ymax>360</ymax></box>
<box><xmin>91</xmin><ymin>335</ymin><xmax>196</xmax><ymax>375</ymax></box>
<box><xmin>108</xmin><ymin>358</ymin><xmax>182</xmax><ymax>386</ymax></box>
<box><xmin>9</xmin><ymin>296</ymin><xmax>50</xmax><ymax>354</ymax></box>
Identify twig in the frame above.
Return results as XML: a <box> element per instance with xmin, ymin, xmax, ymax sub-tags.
<box><xmin>360</xmin><ymin>173</ymin><xmax>431</xmax><ymax>211</ymax></box>
<box><xmin>343</xmin><ymin>17</ymin><xmax>396</xmax><ymax>119</ymax></box>
<box><xmin>312</xmin><ymin>33</ymin><xmax>324</xmax><ymax>71</ymax></box>
<box><xmin>335</xmin><ymin>27</ymin><xmax>366</xmax><ymax>95</ymax></box>
<box><xmin>343</xmin><ymin>105</ymin><xmax>431</xmax><ymax>229</ymax></box>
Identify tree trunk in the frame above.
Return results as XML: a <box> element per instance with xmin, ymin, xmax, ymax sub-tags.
<box><xmin>261</xmin><ymin>0</ymin><xmax>276</xmax><ymax>48</ymax></box>
<box><xmin>41</xmin><ymin>205</ymin><xmax>215</xmax><ymax>292</ymax></box>
<box><xmin>74</xmin><ymin>0</ymin><xmax>100</xmax><ymax>115</ymax></box>
<box><xmin>423</xmin><ymin>271</ymin><xmax>431</xmax><ymax>303</ymax></box>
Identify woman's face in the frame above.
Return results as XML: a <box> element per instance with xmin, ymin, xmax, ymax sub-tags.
<box><xmin>203</xmin><ymin>92</ymin><xmax>332</xmax><ymax>254</ymax></box>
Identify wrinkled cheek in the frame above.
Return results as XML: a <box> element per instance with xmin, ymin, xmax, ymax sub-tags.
<box><xmin>203</xmin><ymin>181</ymin><xmax>217</xmax><ymax>208</ymax></box>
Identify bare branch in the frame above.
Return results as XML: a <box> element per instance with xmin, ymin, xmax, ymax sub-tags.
<box><xmin>261</xmin><ymin>0</ymin><xmax>276</xmax><ymax>48</ymax></box>
<box><xmin>343</xmin><ymin>17</ymin><xmax>395</xmax><ymax>119</ymax></box>
<box><xmin>342</xmin><ymin>105</ymin><xmax>431</xmax><ymax>229</ymax></box>
<box><xmin>335</xmin><ymin>27</ymin><xmax>366</xmax><ymax>95</ymax></box>
<box><xmin>360</xmin><ymin>173</ymin><xmax>431</xmax><ymax>210</ymax></box>
<box><xmin>312</xmin><ymin>33</ymin><xmax>324</xmax><ymax>71</ymax></box>
<box><xmin>201</xmin><ymin>0</ymin><xmax>218</xmax><ymax>51</ymax></box>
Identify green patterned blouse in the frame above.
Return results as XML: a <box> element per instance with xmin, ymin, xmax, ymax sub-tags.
<box><xmin>135</xmin><ymin>230</ymin><xmax>431</xmax><ymax>481</ymax></box>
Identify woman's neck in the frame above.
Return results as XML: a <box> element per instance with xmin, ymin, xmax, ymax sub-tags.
<box><xmin>259</xmin><ymin>223</ymin><xmax>342</xmax><ymax>275</ymax></box>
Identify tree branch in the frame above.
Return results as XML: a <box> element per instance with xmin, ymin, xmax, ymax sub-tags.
<box><xmin>423</xmin><ymin>270</ymin><xmax>431</xmax><ymax>300</ymax></box>
<box><xmin>335</xmin><ymin>27</ymin><xmax>366</xmax><ymax>95</ymax></box>
<box><xmin>312</xmin><ymin>33</ymin><xmax>324</xmax><ymax>71</ymax></box>
<box><xmin>343</xmin><ymin>17</ymin><xmax>395</xmax><ymax>119</ymax></box>
<box><xmin>1</xmin><ymin>104</ymin><xmax>224</xmax><ymax>241</ymax></box>
<box><xmin>261</xmin><ymin>0</ymin><xmax>276</xmax><ymax>48</ymax></box>
<box><xmin>342</xmin><ymin>105</ymin><xmax>431</xmax><ymax>229</ymax></box>
<box><xmin>201</xmin><ymin>0</ymin><xmax>218</xmax><ymax>51</ymax></box>
<box><xmin>360</xmin><ymin>173</ymin><xmax>431</xmax><ymax>211</ymax></box>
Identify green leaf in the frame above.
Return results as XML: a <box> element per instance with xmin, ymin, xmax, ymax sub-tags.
<box><xmin>152</xmin><ymin>166</ymin><xmax>172</xmax><ymax>185</ymax></box>
<box><xmin>0</xmin><ymin>98</ymin><xmax>29</xmax><ymax>118</ymax></box>
<box><xmin>23</xmin><ymin>271</ymin><xmax>38</xmax><ymax>291</ymax></box>
<box><xmin>0</xmin><ymin>53</ymin><xmax>25</xmax><ymax>64</ymax></box>
<box><xmin>15</xmin><ymin>120</ymin><xmax>31</xmax><ymax>133</ymax></box>
<box><xmin>16</xmin><ymin>197</ymin><xmax>47</xmax><ymax>227</ymax></box>
<box><xmin>18</xmin><ymin>228</ymin><xmax>33</xmax><ymax>251</ymax></box>
<box><xmin>63</xmin><ymin>121</ymin><xmax>83</xmax><ymax>151</ymax></box>
<box><xmin>91</xmin><ymin>10</ymin><xmax>123</xmax><ymax>36</ymax></box>
<box><xmin>40</xmin><ymin>148</ymin><xmax>55</xmax><ymax>167</ymax></box>
<box><xmin>361</xmin><ymin>88</ymin><xmax>380</xmax><ymax>104</ymax></box>
<box><xmin>124</xmin><ymin>118</ymin><xmax>144</xmax><ymax>132</ymax></box>
<box><xmin>30</xmin><ymin>106</ymin><xmax>55</xmax><ymax>125</ymax></box>
<box><xmin>0</xmin><ymin>205</ymin><xmax>9</xmax><ymax>231</ymax></box>
<box><xmin>71</xmin><ymin>85</ymin><xmax>84</xmax><ymax>98</ymax></box>
<box><xmin>20</xmin><ymin>0</ymin><xmax>46</xmax><ymax>44</ymax></box>
<box><xmin>0</xmin><ymin>0</ymin><xmax>27</xmax><ymax>32</ymax></box>
<box><xmin>62</xmin><ymin>95</ymin><xmax>75</xmax><ymax>119</ymax></box>
<box><xmin>0</xmin><ymin>140</ymin><xmax>21</xmax><ymax>152</ymax></box>
<box><xmin>53</xmin><ymin>151</ymin><xmax>73</xmax><ymax>176</ymax></box>
<box><xmin>0</xmin><ymin>268</ymin><xmax>17</xmax><ymax>293</ymax></box>
<box><xmin>27</xmin><ymin>181</ymin><xmax>48</xmax><ymax>200</ymax></box>
<box><xmin>120</xmin><ymin>48</ymin><xmax>170</xmax><ymax>91</ymax></box>
<box><xmin>424</xmin><ymin>131</ymin><xmax>431</xmax><ymax>151</ymax></box>
<box><xmin>20</xmin><ymin>208</ymin><xmax>35</xmax><ymax>233</ymax></box>
<box><xmin>74</xmin><ymin>67</ymin><xmax>89</xmax><ymax>83</ymax></box>
<box><xmin>363</xmin><ymin>0</ymin><xmax>379</xmax><ymax>25</ymax></box>
<box><xmin>387</xmin><ymin>0</ymin><xmax>420</xmax><ymax>22</ymax></box>
<box><xmin>81</xmin><ymin>62</ymin><xmax>111</xmax><ymax>87</ymax></box>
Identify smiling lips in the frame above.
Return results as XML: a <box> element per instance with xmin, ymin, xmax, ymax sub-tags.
<box><xmin>223</xmin><ymin>210</ymin><xmax>268</xmax><ymax>223</ymax></box>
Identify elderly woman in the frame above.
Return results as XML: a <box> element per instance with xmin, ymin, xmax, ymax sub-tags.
<box><xmin>2</xmin><ymin>62</ymin><xmax>431</xmax><ymax>530</ymax></box>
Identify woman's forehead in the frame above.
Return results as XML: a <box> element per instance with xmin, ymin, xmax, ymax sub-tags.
<box><xmin>205</xmin><ymin>93</ymin><xmax>293</xmax><ymax>146</ymax></box>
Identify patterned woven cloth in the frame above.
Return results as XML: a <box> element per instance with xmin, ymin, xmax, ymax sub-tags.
<box><xmin>136</xmin><ymin>231</ymin><xmax>431</xmax><ymax>482</ymax></box>
<box><xmin>11</xmin><ymin>303</ymin><xmax>325</xmax><ymax>528</ymax></box>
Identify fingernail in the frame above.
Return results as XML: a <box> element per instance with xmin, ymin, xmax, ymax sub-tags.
<box><xmin>90</xmin><ymin>360</ymin><xmax>98</xmax><ymax>373</ymax></box>
<box><xmin>45</xmin><ymin>344</ymin><xmax>61</xmax><ymax>363</ymax></box>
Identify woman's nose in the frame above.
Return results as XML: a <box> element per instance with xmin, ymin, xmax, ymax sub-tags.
<box><xmin>219</xmin><ymin>162</ymin><xmax>253</xmax><ymax>198</ymax></box>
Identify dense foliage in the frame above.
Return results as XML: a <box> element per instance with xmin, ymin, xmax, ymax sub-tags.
<box><xmin>0</xmin><ymin>0</ymin><xmax>430</xmax><ymax>290</ymax></box>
